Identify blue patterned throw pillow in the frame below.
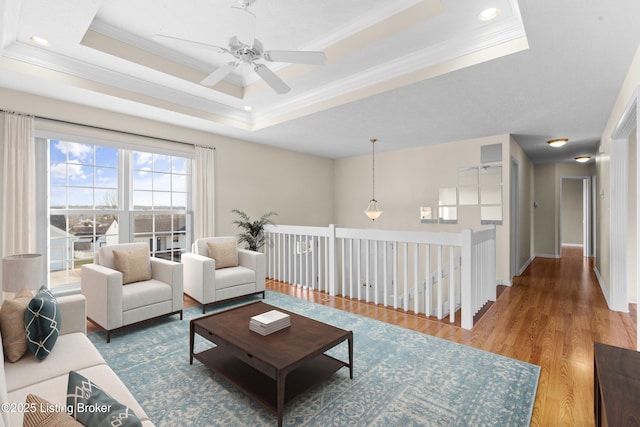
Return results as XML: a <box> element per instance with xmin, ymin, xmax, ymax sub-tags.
<box><xmin>24</xmin><ymin>285</ymin><xmax>61</xmax><ymax>361</ymax></box>
<box><xmin>67</xmin><ymin>371</ymin><xmax>142</xmax><ymax>427</ymax></box>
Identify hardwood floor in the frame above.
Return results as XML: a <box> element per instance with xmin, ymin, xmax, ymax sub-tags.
<box><xmin>265</xmin><ymin>246</ymin><xmax>637</xmax><ymax>427</ymax></box>
<box><xmin>88</xmin><ymin>246</ymin><xmax>635</xmax><ymax>426</ymax></box>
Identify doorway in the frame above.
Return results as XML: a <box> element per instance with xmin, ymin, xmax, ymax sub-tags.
<box><xmin>510</xmin><ymin>157</ymin><xmax>520</xmax><ymax>278</ymax></box>
<box><xmin>560</xmin><ymin>176</ymin><xmax>594</xmax><ymax>258</ymax></box>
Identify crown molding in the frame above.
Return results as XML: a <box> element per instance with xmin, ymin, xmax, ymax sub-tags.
<box><xmin>2</xmin><ymin>41</ymin><xmax>252</xmax><ymax>126</ymax></box>
<box><xmin>252</xmin><ymin>15</ymin><xmax>528</xmax><ymax>128</ymax></box>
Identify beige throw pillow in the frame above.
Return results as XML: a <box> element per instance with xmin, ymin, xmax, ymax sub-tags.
<box><xmin>0</xmin><ymin>287</ymin><xmax>34</xmax><ymax>362</ymax></box>
<box><xmin>207</xmin><ymin>240</ymin><xmax>238</xmax><ymax>269</ymax></box>
<box><xmin>112</xmin><ymin>246</ymin><xmax>152</xmax><ymax>284</ymax></box>
<box><xmin>23</xmin><ymin>394</ymin><xmax>83</xmax><ymax>427</ymax></box>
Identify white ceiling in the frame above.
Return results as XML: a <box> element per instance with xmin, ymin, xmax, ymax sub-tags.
<box><xmin>1</xmin><ymin>0</ymin><xmax>640</xmax><ymax>162</ymax></box>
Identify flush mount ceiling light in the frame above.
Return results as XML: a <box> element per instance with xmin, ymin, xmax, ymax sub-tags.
<box><xmin>29</xmin><ymin>35</ymin><xmax>50</xmax><ymax>46</ymax></box>
<box><xmin>364</xmin><ymin>138</ymin><xmax>383</xmax><ymax>221</ymax></box>
<box><xmin>575</xmin><ymin>155</ymin><xmax>591</xmax><ymax>163</ymax></box>
<box><xmin>478</xmin><ymin>7</ymin><xmax>500</xmax><ymax>21</ymax></box>
<box><xmin>547</xmin><ymin>138</ymin><xmax>568</xmax><ymax>148</ymax></box>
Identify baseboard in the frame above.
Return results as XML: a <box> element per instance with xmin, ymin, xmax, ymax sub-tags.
<box><xmin>534</xmin><ymin>253</ymin><xmax>561</xmax><ymax>259</ymax></box>
<box><xmin>593</xmin><ymin>265</ymin><xmax>611</xmax><ymax>308</ymax></box>
<box><xmin>561</xmin><ymin>243</ymin><xmax>584</xmax><ymax>248</ymax></box>
<box><xmin>518</xmin><ymin>256</ymin><xmax>534</xmax><ymax>276</ymax></box>
<box><xmin>497</xmin><ymin>279</ymin><xmax>512</xmax><ymax>287</ymax></box>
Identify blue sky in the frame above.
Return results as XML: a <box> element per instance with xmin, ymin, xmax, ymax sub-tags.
<box><xmin>49</xmin><ymin>140</ymin><xmax>188</xmax><ymax>209</ymax></box>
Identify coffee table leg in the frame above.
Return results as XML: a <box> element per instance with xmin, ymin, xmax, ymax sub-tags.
<box><xmin>189</xmin><ymin>321</ymin><xmax>194</xmax><ymax>365</ymax></box>
<box><xmin>348</xmin><ymin>333</ymin><xmax>354</xmax><ymax>379</ymax></box>
<box><xmin>277</xmin><ymin>371</ymin><xmax>286</xmax><ymax>427</ymax></box>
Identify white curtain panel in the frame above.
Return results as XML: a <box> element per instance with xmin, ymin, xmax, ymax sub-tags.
<box><xmin>1</xmin><ymin>112</ymin><xmax>36</xmax><ymax>256</ymax></box>
<box><xmin>193</xmin><ymin>145</ymin><xmax>215</xmax><ymax>239</ymax></box>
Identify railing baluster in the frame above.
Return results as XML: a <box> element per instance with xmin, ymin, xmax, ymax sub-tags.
<box><xmin>262</xmin><ymin>224</ymin><xmax>495</xmax><ymax>330</ymax></box>
<box><xmin>402</xmin><ymin>242</ymin><xmax>408</xmax><ymax>312</ymax></box>
<box><xmin>437</xmin><ymin>245</ymin><xmax>443</xmax><ymax>320</ymax></box>
<box><xmin>374</xmin><ymin>240</ymin><xmax>379</xmax><ymax>306</ymax></box>
<box><xmin>348</xmin><ymin>239</ymin><xmax>354</xmax><ymax>298</ymax></box>
<box><xmin>340</xmin><ymin>238</ymin><xmax>346</xmax><ymax>296</ymax></box>
<box><xmin>449</xmin><ymin>245</ymin><xmax>455</xmax><ymax>323</ymax></box>
<box><xmin>393</xmin><ymin>242</ymin><xmax>398</xmax><ymax>310</ymax></box>
<box><xmin>414</xmin><ymin>243</ymin><xmax>419</xmax><ymax>314</ymax></box>
<box><xmin>425</xmin><ymin>244</ymin><xmax>431</xmax><ymax>317</ymax></box>
<box><xmin>383</xmin><ymin>241</ymin><xmax>388</xmax><ymax>307</ymax></box>
<box><xmin>364</xmin><ymin>240</ymin><xmax>369</xmax><ymax>303</ymax></box>
<box><xmin>357</xmin><ymin>239</ymin><xmax>362</xmax><ymax>301</ymax></box>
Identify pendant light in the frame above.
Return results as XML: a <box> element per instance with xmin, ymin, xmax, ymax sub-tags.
<box><xmin>364</xmin><ymin>138</ymin><xmax>383</xmax><ymax>220</ymax></box>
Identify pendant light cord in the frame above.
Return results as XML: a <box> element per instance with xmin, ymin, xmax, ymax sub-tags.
<box><xmin>371</xmin><ymin>138</ymin><xmax>377</xmax><ymax>200</ymax></box>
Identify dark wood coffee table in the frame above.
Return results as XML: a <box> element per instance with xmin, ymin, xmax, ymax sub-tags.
<box><xmin>190</xmin><ymin>301</ymin><xmax>353</xmax><ymax>427</ymax></box>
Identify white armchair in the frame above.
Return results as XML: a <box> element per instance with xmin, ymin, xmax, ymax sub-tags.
<box><xmin>183</xmin><ymin>237</ymin><xmax>266</xmax><ymax>313</ymax></box>
<box><xmin>81</xmin><ymin>243</ymin><xmax>183</xmax><ymax>342</ymax></box>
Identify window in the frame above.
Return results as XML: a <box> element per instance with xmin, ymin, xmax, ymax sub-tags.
<box><xmin>46</xmin><ymin>139</ymin><xmax>192</xmax><ymax>290</ymax></box>
<box><xmin>131</xmin><ymin>152</ymin><xmax>190</xmax><ymax>262</ymax></box>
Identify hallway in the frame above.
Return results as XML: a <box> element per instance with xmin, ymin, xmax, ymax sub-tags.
<box><xmin>268</xmin><ymin>246</ymin><xmax>637</xmax><ymax>426</ymax></box>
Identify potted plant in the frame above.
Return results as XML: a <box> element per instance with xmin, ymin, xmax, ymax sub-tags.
<box><xmin>231</xmin><ymin>209</ymin><xmax>277</xmax><ymax>252</ymax></box>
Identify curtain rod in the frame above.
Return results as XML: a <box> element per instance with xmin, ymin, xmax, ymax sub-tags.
<box><xmin>1</xmin><ymin>109</ymin><xmax>215</xmax><ymax>150</ymax></box>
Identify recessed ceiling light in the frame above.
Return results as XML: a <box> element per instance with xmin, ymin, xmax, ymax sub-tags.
<box><xmin>478</xmin><ymin>7</ymin><xmax>500</xmax><ymax>21</ymax></box>
<box><xmin>244</xmin><ymin>106</ymin><xmax>252</xmax><ymax>112</ymax></box>
<box><xmin>547</xmin><ymin>138</ymin><xmax>568</xmax><ymax>148</ymax></box>
<box><xmin>29</xmin><ymin>36</ymin><xmax>50</xmax><ymax>46</ymax></box>
<box><xmin>575</xmin><ymin>155</ymin><xmax>591</xmax><ymax>163</ymax></box>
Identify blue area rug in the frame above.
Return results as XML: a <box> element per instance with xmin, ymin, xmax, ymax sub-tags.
<box><xmin>88</xmin><ymin>291</ymin><xmax>539</xmax><ymax>426</ymax></box>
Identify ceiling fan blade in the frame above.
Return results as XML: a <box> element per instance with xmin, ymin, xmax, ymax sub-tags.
<box><xmin>153</xmin><ymin>34</ymin><xmax>228</xmax><ymax>54</ymax></box>
<box><xmin>231</xmin><ymin>6</ymin><xmax>256</xmax><ymax>46</ymax></box>
<box><xmin>254</xmin><ymin>64</ymin><xmax>290</xmax><ymax>94</ymax></box>
<box><xmin>263</xmin><ymin>50</ymin><xmax>326</xmax><ymax>65</ymax></box>
<box><xmin>201</xmin><ymin>62</ymin><xmax>237</xmax><ymax>86</ymax></box>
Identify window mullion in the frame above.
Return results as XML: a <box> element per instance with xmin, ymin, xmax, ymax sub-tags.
<box><xmin>120</xmin><ymin>149</ymin><xmax>131</xmax><ymax>242</ymax></box>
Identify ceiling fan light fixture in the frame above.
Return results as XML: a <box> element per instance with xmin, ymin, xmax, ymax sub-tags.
<box><xmin>575</xmin><ymin>155</ymin><xmax>591</xmax><ymax>163</ymax></box>
<box><xmin>478</xmin><ymin>7</ymin><xmax>500</xmax><ymax>21</ymax></box>
<box><xmin>547</xmin><ymin>138</ymin><xmax>568</xmax><ymax>148</ymax></box>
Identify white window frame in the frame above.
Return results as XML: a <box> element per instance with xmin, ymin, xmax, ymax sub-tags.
<box><xmin>36</xmin><ymin>131</ymin><xmax>194</xmax><ymax>291</ymax></box>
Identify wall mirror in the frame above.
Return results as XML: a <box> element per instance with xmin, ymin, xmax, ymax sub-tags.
<box><xmin>459</xmin><ymin>186</ymin><xmax>478</xmax><ymax>205</ymax></box>
<box><xmin>420</xmin><ymin>206</ymin><xmax>438</xmax><ymax>223</ymax></box>
<box><xmin>458</xmin><ymin>167</ymin><xmax>478</xmax><ymax>186</ymax></box>
<box><xmin>439</xmin><ymin>206</ymin><xmax>458</xmax><ymax>222</ymax></box>
<box><xmin>481</xmin><ymin>206</ymin><xmax>502</xmax><ymax>223</ymax></box>
<box><xmin>480</xmin><ymin>185</ymin><xmax>502</xmax><ymax>204</ymax></box>
<box><xmin>439</xmin><ymin>187</ymin><xmax>457</xmax><ymax>206</ymax></box>
<box><xmin>479</xmin><ymin>164</ymin><xmax>502</xmax><ymax>185</ymax></box>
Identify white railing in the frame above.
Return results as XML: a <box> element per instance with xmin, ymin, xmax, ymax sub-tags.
<box><xmin>263</xmin><ymin>224</ymin><xmax>496</xmax><ymax>329</ymax></box>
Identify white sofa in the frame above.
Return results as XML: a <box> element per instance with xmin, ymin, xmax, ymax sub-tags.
<box><xmin>0</xmin><ymin>294</ymin><xmax>153</xmax><ymax>427</ymax></box>
<box><xmin>183</xmin><ymin>237</ymin><xmax>266</xmax><ymax>313</ymax></box>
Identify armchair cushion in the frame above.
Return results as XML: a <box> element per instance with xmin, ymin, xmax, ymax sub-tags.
<box><xmin>214</xmin><ymin>267</ymin><xmax>256</xmax><ymax>290</ymax></box>
<box><xmin>207</xmin><ymin>240</ymin><xmax>238</xmax><ymax>269</ymax></box>
<box><xmin>112</xmin><ymin>246</ymin><xmax>152</xmax><ymax>285</ymax></box>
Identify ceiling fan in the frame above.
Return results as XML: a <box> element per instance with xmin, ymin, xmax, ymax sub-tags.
<box><xmin>154</xmin><ymin>0</ymin><xmax>326</xmax><ymax>94</ymax></box>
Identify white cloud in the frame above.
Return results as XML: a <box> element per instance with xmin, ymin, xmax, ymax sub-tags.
<box><xmin>135</xmin><ymin>152</ymin><xmax>153</xmax><ymax>167</ymax></box>
<box><xmin>56</xmin><ymin>141</ymin><xmax>92</xmax><ymax>161</ymax></box>
<box><xmin>50</xmin><ymin>163</ymin><xmax>67</xmax><ymax>180</ymax></box>
<box><xmin>66</xmin><ymin>160</ymin><xmax>87</xmax><ymax>181</ymax></box>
